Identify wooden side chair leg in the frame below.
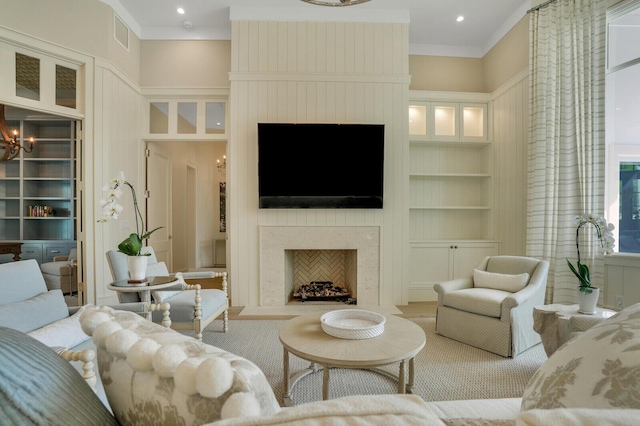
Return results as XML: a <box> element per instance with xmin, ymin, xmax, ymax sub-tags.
<box><xmin>148</xmin><ymin>302</ymin><xmax>172</xmax><ymax>328</ymax></box>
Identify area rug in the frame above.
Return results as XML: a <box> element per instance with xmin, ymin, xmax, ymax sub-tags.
<box><xmin>196</xmin><ymin>318</ymin><xmax>546</xmax><ymax>406</ymax></box>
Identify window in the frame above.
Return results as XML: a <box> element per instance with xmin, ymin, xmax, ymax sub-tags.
<box><xmin>149</xmin><ymin>102</ymin><xmax>169</xmax><ymax>134</ymax></box>
<box><xmin>605</xmin><ymin>0</ymin><xmax>640</xmax><ymax>254</ymax></box>
<box><xmin>55</xmin><ymin>65</ymin><xmax>76</xmax><ymax>109</ymax></box>
<box><xmin>15</xmin><ymin>53</ymin><xmax>40</xmax><ymax>101</ymax></box>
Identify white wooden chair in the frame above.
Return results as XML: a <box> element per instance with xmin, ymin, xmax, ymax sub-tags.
<box><xmin>105</xmin><ymin>247</ymin><xmax>228</xmax><ymax>340</ymax></box>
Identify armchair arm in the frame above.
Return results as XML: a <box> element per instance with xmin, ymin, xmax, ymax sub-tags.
<box><xmin>52</xmin><ymin>255</ymin><xmax>70</xmax><ymax>262</ymax></box>
<box><xmin>502</xmin><ymin>260</ymin><xmax>550</xmax><ymax>314</ymax></box>
<box><xmin>434</xmin><ymin>277</ymin><xmax>473</xmax><ymax>305</ymax></box>
<box><xmin>179</xmin><ymin>271</ymin><xmax>215</xmax><ymax>279</ymax></box>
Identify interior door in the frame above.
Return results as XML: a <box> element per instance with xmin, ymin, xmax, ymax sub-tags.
<box><xmin>146</xmin><ymin>142</ymin><xmax>172</xmax><ymax>269</ymax></box>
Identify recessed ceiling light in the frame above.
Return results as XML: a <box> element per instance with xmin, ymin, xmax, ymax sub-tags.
<box><xmin>177</xmin><ymin>7</ymin><xmax>185</xmax><ymax>14</ymax></box>
<box><xmin>456</xmin><ymin>16</ymin><xmax>464</xmax><ymax>22</ymax></box>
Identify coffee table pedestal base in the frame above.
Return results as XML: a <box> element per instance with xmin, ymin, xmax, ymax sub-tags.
<box><xmin>282</xmin><ymin>348</ymin><xmax>416</xmax><ymax>407</ymax></box>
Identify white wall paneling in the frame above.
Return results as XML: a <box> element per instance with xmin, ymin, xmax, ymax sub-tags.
<box><xmin>491</xmin><ymin>70</ymin><xmax>528</xmax><ymax>256</ymax></box>
<box><xmin>229</xmin><ymin>20</ymin><xmax>410</xmax><ymax>307</ymax></box>
<box><xmin>604</xmin><ymin>254</ymin><xmax>640</xmax><ymax>310</ymax></box>
<box><xmin>93</xmin><ymin>60</ymin><xmax>144</xmax><ymax>305</ymax></box>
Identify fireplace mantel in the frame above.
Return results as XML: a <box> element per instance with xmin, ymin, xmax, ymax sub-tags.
<box><xmin>259</xmin><ymin>226</ymin><xmax>380</xmax><ymax>307</ymax></box>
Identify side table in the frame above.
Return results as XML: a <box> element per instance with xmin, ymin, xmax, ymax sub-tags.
<box><xmin>108</xmin><ymin>276</ymin><xmax>179</xmax><ymax>324</ymax></box>
<box><xmin>533</xmin><ymin>304</ymin><xmax>617</xmax><ymax>357</ymax></box>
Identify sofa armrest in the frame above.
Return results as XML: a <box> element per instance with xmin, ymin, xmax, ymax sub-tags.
<box><xmin>55</xmin><ymin>346</ymin><xmax>97</xmax><ymax>392</ymax></box>
<box><xmin>423</xmin><ymin>398</ymin><xmax>521</xmax><ymax>420</ymax></box>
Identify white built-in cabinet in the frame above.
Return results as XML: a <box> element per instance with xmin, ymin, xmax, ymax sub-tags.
<box><xmin>408</xmin><ymin>92</ymin><xmax>500</xmax><ymax>301</ymax></box>
<box><xmin>0</xmin><ymin>116</ymin><xmax>77</xmax><ymax>263</ymax></box>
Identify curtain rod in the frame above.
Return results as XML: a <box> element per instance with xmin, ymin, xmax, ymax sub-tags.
<box><xmin>527</xmin><ymin>0</ymin><xmax>558</xmax><ymax>14</ymax></box>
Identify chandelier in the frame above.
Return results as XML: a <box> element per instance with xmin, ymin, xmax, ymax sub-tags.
<box><xmin>0</xmin><ymin>105</ymin><xmax>34</xmax><ymax>161</ymax></box>
<box><xmin>217</xmin><ymin>155</ymin><xmax>226</xmax><ymax>176</ymax></box>
<box><xmin>300</xmin><ymin>0</ymin><xmax>371</xmax><ymax>6</ymax></box>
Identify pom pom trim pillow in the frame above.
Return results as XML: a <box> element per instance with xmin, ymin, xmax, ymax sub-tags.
<box><xmin>473</xmin><ymin>269</ymin><xmax>529</xmax><ymax>293</ymax></box>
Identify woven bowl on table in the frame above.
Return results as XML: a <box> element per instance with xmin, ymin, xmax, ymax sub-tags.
<box><xmin>320</xmin><ymin>309</ymin><xmax>386</xmax><ymax>340</ymax></box>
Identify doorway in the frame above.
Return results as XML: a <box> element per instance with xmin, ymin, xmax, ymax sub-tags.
<box><xmin>145</xmin><ymin>141</ymin><xmax>226</xmax><ymax>271</ymax></box>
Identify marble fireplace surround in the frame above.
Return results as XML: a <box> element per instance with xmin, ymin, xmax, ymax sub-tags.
<box><xmin>259</xmin><ymin>226</ymin><xmax>380</xmax><ymax>307</ymax></box>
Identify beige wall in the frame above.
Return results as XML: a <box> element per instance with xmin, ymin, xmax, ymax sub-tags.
<box><xmin>0</xmin><ymin>0</ymin><xmax>140</xmax><ymax>83</ymax></box>
<box><xmin>409</xmin><ymin>15</ymin><xmax>529</xmax><ymax>94</ymax></box>
<box><xmin>140</xmin><ymin>41</ymin><xmax>231</xmax><ymax>88</ymax></box>
<box><xmin>409</xmin><ymin>56</ymin><xmax>484</xmax><ymax>92</ymax></box>
<box><xmin>483</xmin><ymin>17</ymin><xmax>529</xmax><ymax>93</ymax></box>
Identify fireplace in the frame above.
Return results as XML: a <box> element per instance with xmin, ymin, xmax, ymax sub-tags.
<box><xmin>286</xmin><ymin>249</ymin><xmax>356</xmax><ymax>303</ymax></box>
<box><xmin>259</xmin><ymin>226</ymin><xmax>380</xmax><ymax>307</ymax></box>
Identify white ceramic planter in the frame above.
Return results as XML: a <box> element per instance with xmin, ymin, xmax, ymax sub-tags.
<box><xmin>127</xmin><ymin>255</ymin><xmax>148</xmax><ymax>282</ymax></box>
<box><xmin>577</xmin><ymin>286</ymin><xmax>600</xmax><ymax>314</ymax></box>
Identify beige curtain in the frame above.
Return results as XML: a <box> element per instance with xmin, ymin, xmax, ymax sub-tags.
<box><xmin>527</xmin><ymin>0</ymin><xmax>607</xmax><ymax>304</ymax></box>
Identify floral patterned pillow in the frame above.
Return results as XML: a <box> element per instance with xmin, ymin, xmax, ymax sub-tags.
<box><xmin>521</xmin><ymin>302</ymin><xmax>640</xmax><ymax>410</ymax></box>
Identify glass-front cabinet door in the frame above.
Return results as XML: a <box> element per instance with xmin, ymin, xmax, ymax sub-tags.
<box><xmin>408</xmin><ymin>101</ymin><xmax>487</xmax><ymax>142</ymax></box>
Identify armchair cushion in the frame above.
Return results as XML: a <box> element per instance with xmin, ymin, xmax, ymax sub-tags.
<box><xmin>0</xmin><ymin>326</ymin><xmax>118</xmax><ymax>426</ymax></box>
<box><xmin>153</xmin><ymin>288</ymin><xmax>228</xmax><ymax>323</ymax></box>
<box><xmin>27</xmin><ymin>305</ymin><xmax>90</xmax><ymax>349</ymax></box>
<box><xmin>0</xmin><ymin>289</ymin><xmax>68</xmax><ymax>333</ymax></box>
<box><xmin>443</xmin><ymin>288</ymin><xmax>511</xmax><ymax>318</ymax></box>
<box><xmin>473</xmin><ymin>269</ymin><xmax>529</xmax><ymax>293</ymax></box>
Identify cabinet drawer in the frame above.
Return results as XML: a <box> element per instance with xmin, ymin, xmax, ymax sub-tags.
<box><xmin>20</xmin><ymin>244</ymin><xmax>43</xmax><ymax>263</ymax></box>
<box><xmin>43</xmin><ymin>244</ymin><xmax>69</xmax><ymax>263</ymax></box>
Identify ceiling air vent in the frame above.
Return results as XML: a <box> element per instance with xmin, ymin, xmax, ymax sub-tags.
<box><xmin>114</xmin><ymin>14</ymin><xmax>129</xmax><ymax>51</ymax></box>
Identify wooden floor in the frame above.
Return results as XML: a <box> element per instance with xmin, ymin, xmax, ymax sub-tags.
<box><xmin>227</xmin><ymin>301</ymin><xmax>437</xmax><ymax>321</ymax></box>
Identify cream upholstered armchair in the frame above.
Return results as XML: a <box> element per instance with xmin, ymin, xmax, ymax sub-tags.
<box><xmin>106</xmin><ymin>247</ymin><xmax>228</xmax><ymax>341</ymax></box>
<box><xmin>434</xmin><ymin>255</ymin><xmax>549</xmax><ymax>357</ymax></box>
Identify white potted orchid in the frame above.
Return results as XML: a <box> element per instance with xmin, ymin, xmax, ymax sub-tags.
<box><xmin>98</xmin><ymin>172</ymin><xmax>162</xmax><ymax>281</ymax></box>
<box><xmin>566</xmin><ymin>213</ymin><xmax>615</xmax><ymax>314</ymax></box>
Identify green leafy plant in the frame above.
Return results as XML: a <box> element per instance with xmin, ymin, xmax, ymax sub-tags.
<box><xmin>566</xmin><ymin>214</ymin><xmax>615</xmax><ymax>295</ymax></box>
<box><xmin>98</xmin><ymin>171</ymin><xmax>162</xmax><ymax>256</ymax></box>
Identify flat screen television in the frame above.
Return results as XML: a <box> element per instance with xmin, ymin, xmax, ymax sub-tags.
<box><xmin>258</xmin><ymin>123</ymin><xmax>384</xmax><ymax>209</ymax></box>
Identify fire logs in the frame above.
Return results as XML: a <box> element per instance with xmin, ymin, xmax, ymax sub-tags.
<box><xmin>293</xmin><ymin>281</ymin><xmax>350</xmax><ymax>301</ymax></box>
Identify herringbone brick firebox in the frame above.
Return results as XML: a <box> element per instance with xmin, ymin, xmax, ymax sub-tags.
<box><xmin>286</xmin><ymin>249</ymin><xmax>357</xmax><ymax>302</ymax></box>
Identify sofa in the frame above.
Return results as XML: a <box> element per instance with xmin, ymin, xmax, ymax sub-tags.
<box><xmin>69</xmin><ymin>302</ymin><xmax>640</xmax><ymax>425</ymax></box>
<box><xmin>2</xmin><ymin>299</ymin><xmax>640</xmax><ymax>424</ymax></box>
<box><xmin>0</xmin><ymin>259</ymin><xmax>154</xmax><ymax>410</ymax></box>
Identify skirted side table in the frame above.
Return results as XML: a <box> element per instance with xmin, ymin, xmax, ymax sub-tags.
<box><xmin>533</xmin><ymin>303</ymin><xmax>617</xmax><ymax>357</ymax></box>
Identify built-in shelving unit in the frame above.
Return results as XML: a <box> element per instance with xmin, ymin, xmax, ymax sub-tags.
<box><xmin>0</xmin><ymin>113</ymin><xmax>77</xmax><ymax>263</ymax></box>
<box><xmin>408</xmin><ymin>92</ymin><xmax>500</xmax><ymax>301</ymax></box>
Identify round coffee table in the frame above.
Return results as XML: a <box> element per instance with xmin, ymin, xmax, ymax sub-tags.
<box><xmin>279</xmin><ymin>311</ymin><xmax>426</xmax><ymax>406</ymax></box>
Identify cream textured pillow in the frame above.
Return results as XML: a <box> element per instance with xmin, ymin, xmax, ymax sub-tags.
<box><xmin>27</xmin><ymin>305</ymin><xmax>89</xmax><ymax>349</ymax></box>
<box><xmin>521</xmin><ymin>302</ymin><xmax>640</xmax><ymax>411</ymax></box>
<box><xmin>473</xmin><ymin>269</ymin><xmax>529</xmax><ymax>292</ymax></box>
